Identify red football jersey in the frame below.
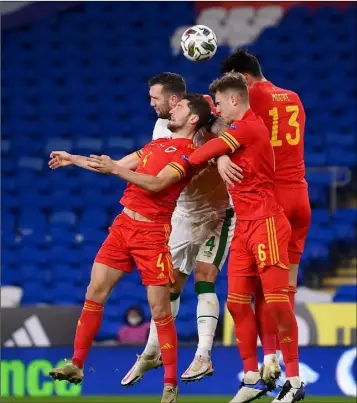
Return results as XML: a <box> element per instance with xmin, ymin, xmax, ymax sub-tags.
<box><xmin>120</xmin><ymin>138</ymin><xmax>194</xmax><ymax>223</ymax></box>
<box><xmin>249</xmin><ymin>81</ymin><xmax>307</xmax><ymax>188</ymax></box>
<box><xmin>189</xmin><ymin>109</ymin><xmax>283</xmax><ymax>220</ymax></box>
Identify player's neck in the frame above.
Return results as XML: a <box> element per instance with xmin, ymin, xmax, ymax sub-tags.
<box><xmin>253</xmin><ymin>76</ymin><xmax>267</xmax><ymax>85</ymax></box>
<box><xmin>234</xmin><ymin>105</ymin><xmax>250</xmax><ymax>121</ymax></box>
<box><xmin>172</xmin><ymin>128</ymin><xmax>194</xmax><ymax>140</ymax></box>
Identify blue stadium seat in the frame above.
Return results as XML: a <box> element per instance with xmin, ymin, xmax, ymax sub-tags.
<box><xmin>18</xmin><ymin>210</ymin><xmax>47</xmax><ymax>234</ymax></box>
<box><xmin>2</xmin><ymin>265</ymin><xmax>19</xmax><ymax>286</ymax></box>
<box><xmin>79</xmin><ymin>208</ymin><xmax>109</xmax><ymax>229</ymax></box>
<box><xmin>77</xmin><ymin>228</ymin><xmax>107</xmax><ymax>243</ymax></box>
<box><xmin>19</xmin><ymin>230</ymin><xmax>48</xmax><ymax>246</ymax></box>
<box><xmin>311</xmin><ymin>209</ymin><xmax>331</xmax><ymax>226</ymax></box>
<box><xmin>2</xmin><ymin>249</ymin><xmax>18</xmax><ymax>265</ymax></box>
<box><xmin>49</xmin><ymin>210</ymin><xmax>77</xmax><ymax>226</ymax></box>
<box><xmin>2</xmin><ymin>211</ymin><xmax>15</xmax><ymax>233</ymax></box>
<box><xmin>22</xmin><ymin>282</ymin><xmax>52</xmax><ymax>304</ymax></box>
<box><xmin>97</xmin><ymin>320</ymin><xmax>119</xmax><ymax>341</ymax></box>
<box><xmin>333</xmin><ymin>208</ymin><xmax>357</xmax><ymax>224</ymax></box>
<box><xmin>48</xmin><ymin>245</ymin><xmax>80</xmax><ymax>264</ymax></box>
<box><xmin>45</xmin><ymin>139</ymin><xmax>73</xmax><ymax>155</ymax></box>
<box><xmin>333</xmin><ymin>285</ymin><xmax>357</xmax><ymax>302</ymax></box>
<box><xmin>52</xmin><ymin>282</ymin><xmax>78</xmax><ymax>300</ymax></box>
<box><xmin>49</xmin><ymin>225</ymin><xmax>77</xmax><ymax>245</ymax></box>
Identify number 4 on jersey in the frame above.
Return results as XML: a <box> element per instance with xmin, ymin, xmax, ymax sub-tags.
<box><xmin>205</xmin><ymin>236</ymin><xmax>215</xmax><ymax>252</ymax></box>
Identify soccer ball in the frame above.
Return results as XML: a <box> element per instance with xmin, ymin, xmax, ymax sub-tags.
<box><xmin>181</xmin><ymin>25</ymin><xmax>217</xmax><ymax>62</ymax></box>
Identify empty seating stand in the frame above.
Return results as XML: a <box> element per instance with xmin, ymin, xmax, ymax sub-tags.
<box><xmin>1</xmin><ymin>2</ymin><xmax>356</xmax><ymax>340</ymax></box>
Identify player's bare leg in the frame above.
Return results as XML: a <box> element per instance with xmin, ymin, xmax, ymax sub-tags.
<box><xmin>49</xmin><ymin>263</ymin><xmax>125</xmax><ymax>384</ymax></box>
<box><xmin>181</xmin><ymin>261</ymin><xmax>218</xmax><ymax>382</ymax></box>
<box><xmin>121</xmin><ymin>270</ymin><xmax>188</xmax><ymax>387</ymax></box>
<box><xmin>147</xmin><ymin>284</ymin><xmax>179</xmax><ymax>403</ymax></box>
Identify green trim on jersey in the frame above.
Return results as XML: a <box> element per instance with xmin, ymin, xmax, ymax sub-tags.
<box><xmin>213</xmin><ymin>208</ymin><xmax>234</xmax><ymax>268</ymax></box>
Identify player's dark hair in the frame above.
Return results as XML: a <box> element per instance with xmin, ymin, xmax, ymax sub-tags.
<box><xmin>148</xmin><ymin>72</ymin><xmax>186</xmax><ymax>96</ymax></box>
<box><xmin>221</xmin><ymin>48</ymin><xmax>263</xmax><ymax>78</ymax></box>
<box><xmin>209</xmin><ymin>73</ymin><xmax>249</xmax><ymax>103</ymax></box>
<box><xmin>183</xmin><ymin>93</ymin><xmax>212</xmax><ymax>130</ymax></box>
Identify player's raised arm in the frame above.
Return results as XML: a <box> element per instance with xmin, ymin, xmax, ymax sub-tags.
<box><xmin>115</xmin><ymin>150</ymin><xmax>141</xmax><ymax>170</ymax></box>
<box><xmin>188</xmin><ymin>132</ymin><xmax>239</xmax><ymax>168</ymax></box>
<box><xmin>48</xmin><ymin>150</ymin><xmax>140</xmax><ymax>172</ymax></box>
<box><xmin>87</xmin><ymin>154</ymin><xmax>189</xmax><ymax>193</ymax></box>
<box><xmin>49</xmin><ymin>151</ymin><xmax>99</xmax><ymax>172</ymax></box>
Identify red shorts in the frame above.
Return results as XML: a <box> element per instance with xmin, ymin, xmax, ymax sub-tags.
<box><xmin>228</xmin><ymin>213</ymin><xmax>291</xmax><ymax>294</ymax></box>
<box><xmin>95</xmin><ymin>213</ymin><xmax>174</xmax><ymax>286</ymax></box>
<box><xmin>275</xmin><ymin>187</ymin><xmax>311</xmax><ymax>264</ymax></box>
<box><xmin>229</xmin><ymin>212</ymin><xmax>291</xmax><ymax>275</ymax></box>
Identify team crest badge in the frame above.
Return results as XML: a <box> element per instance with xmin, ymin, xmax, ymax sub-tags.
<box><xmin>165</xmin><ymin>146</ymin><xmax>177</xmax><ymax>153</ymax></box>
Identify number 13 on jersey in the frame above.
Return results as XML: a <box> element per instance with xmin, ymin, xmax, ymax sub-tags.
<box><xmin>269</xmin><ymin>105</ymin><xmax>301</xmax><ymax>147</ymax></box>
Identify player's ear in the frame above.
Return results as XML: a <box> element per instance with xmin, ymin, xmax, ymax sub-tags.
<box><xmin>230</xmin><ymin>94</ymin><xmax>238</xmax><ymax>106</ymax></box>
<box><xmin>169</xmin><ymin>94</ymin><xmax>179</xmax><ymax>108</ymax></box>
<box><xmin>243</xmin><ymin>73</ymin><xmax>253</xmax><ymax>87</ymax></box>
<box><xmin>189</xmin><ymin>113</ymin><xmax>199</xmax><ymax>127</ymax></box>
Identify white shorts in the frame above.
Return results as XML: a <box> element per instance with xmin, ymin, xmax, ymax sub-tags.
<box><xmin>169</xmin><ymin>208</ymin><xmax>236</xmax><ymax>276</ymax></box>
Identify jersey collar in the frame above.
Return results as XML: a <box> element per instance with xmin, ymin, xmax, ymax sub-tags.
<box><xmin>241</xmin><ymin>108</ymin><xmax>255</xmax><ymax>120</ymax></box>
<box><xmin>252</xmin><ymin>80</ymin><xmax>273</xmax><ymax>89</ymax></box>
<box><xmin>169</xmin><ymin>137</ymin><xmax>194</xmax><ymax>146</ymax></box>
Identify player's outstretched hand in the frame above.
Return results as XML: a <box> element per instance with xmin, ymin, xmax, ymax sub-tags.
<box><xmin>217</xmin><ymin>155</ymin><xmax>243</xmax><ymax>187</ymax></box>
<box><xmin>87</xmin><ymin>154</ymin><xmax>117</xmax><ymax>174</ymax></box>
<box><xmin>48</xmin><ymin>151</ymin><xmax>74</xmax><ymax>169</ymax></box>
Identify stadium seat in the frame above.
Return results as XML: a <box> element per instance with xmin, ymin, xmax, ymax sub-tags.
<box><xmin>49</xmin><ymin>210</ymin><xmax>77</xmax><ymax>226</ymax></box>
<box><xmin>333</xmin><ymin>208</ymin><xmax>357</xmax><ymax>224</ymax></box>
<box><xmin>18</xmin><ymin>210</ymin><xmax>47</xmax><ymax>234</ymax></box>
<box><xmin>333</xmin><ymin>285</ymin><xmax>357</xmax><ymax>302</ymax></box>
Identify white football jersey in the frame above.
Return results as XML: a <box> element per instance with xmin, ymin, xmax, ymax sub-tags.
<box><xmin>152</xmin><ymin>119</ymin><xmax>230</xmax><ymax>219</ymax></box>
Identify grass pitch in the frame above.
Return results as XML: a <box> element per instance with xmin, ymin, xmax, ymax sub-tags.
<box><xmin>1</xmin><ymin>396</ymin><xmax>355</xmax><ymax>403</ymax></box>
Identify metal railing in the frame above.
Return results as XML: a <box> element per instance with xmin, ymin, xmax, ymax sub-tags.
<box><xmin>306</xmin><ymin>166</ymin><xmax>352</xmax><ymax>213</ymax></box>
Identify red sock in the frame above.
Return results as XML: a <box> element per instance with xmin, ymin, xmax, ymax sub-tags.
<box><xmin>275</xmin><ymin>286</ymin><xmax>297</xmax><ymax>353</ymax></box>
<box><xmin>255</xmin><ymin>282</ymin><xmax>277</xmax><ymax>355</ymax></box>
<box><xmin>154</xmin><ymin>313</ymin><xmax>177</xmax><ymax>386</ymax></box>
<box><xmin>265</xmin><ymin>293</ymin><xmax>299</xmax><ymax>377</ymax></box>
<box><xmin>288</xmin><ymin>285</ymin><xmax>296</xmax><ymax>310</ymax></box>
<box><xmin>227</xmin><ymin>293</ymin><xmax>258</xmax><ymax>373</ymax></box>
<box><xmin>72</xmin><ymin>299</ymin><xmax>104</xmax><ymax>368</ymax></box>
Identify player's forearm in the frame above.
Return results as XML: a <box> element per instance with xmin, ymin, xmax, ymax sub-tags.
<box><xmin>72</xmin><ymin>155</ymin><xmax>99</xmax><ymax>172</ymax></box>
<box><xmin>112</xmin><ymin>165</ymin><xmax>163</xmax><ymax>192</ymax></box>
<box><xmin>115</xmin><ymin>152</ymin><xmax>139</xmax><ymax>170</ymax></box>
<box><xmin>188</xmin><ymin>138</ymin><xmax>231</xmax><ymax>167</ymax></box>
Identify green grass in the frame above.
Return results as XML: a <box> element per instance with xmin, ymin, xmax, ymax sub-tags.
<box><xmin>1</xmin><ymin>396</ymin><xmax>355</xmax><ymax>403</ymax></box>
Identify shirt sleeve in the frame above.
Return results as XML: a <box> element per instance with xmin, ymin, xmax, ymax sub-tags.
<box><xmin>166</xmin><ymin>149</ymin><xmax>195</xmax><ymax>180</ymax></box>
<box><xmin>188</xmin><ymin>137</ymin><xmax>232</xmax><ymax>167</ymax></box>
<box><xmin>222</xmin><ymin>122</ymin><xmax>251</xmax><ymax>151</ymax></box>
<box><xmin>133</xmin><ymin>148</ymin><xmax>144</xmax><ymax>159</ymax></box>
